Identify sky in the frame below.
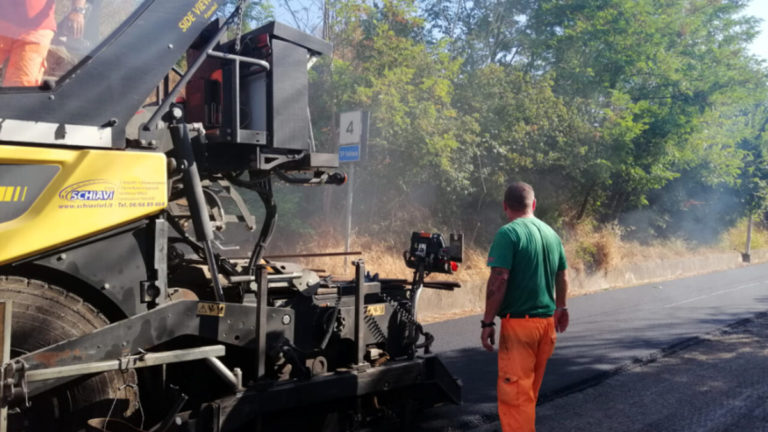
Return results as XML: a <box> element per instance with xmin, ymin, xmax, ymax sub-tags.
<box><xmin>745</xmin><ymin>1</ymin><xmax>768</xmax><ymax>61</ymax></box>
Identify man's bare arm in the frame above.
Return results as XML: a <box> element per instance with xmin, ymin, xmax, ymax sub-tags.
<box><xmin>67</xmin><ymin>0</ymin><xmax>87</xmax><ymax>38</ymax></box>
<box><xmin>481</xmin><ymin>267</ymin><xmax>508</xmax><ymax>352</ymax></box>
<box><xmin>555</xmin><ymin>269</ymin><xmax>568</xmax><ymax>308</ymax></box>
<box><xmin>554</xmin><ymin>269</ymin><xmax>569</xmax><ymax>332</ymax></box>
<box><xmin>483</xmin><ymin>267</ymin><xmax>509</xmax><ymax>323</ymax></box>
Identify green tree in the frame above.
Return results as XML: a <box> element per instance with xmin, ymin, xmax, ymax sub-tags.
<box><xmin>294</xmin><ymin>0</ymin><xmax>768</xmax><ymax>246</ymax></box>
<box><xmin>217</xmin><ymin>0</ymin><xmax>274</xmax><ymax>31</ymax></box>
<box><xmin>422</xmin><ymin>0</ymin><xmax>535</xmax><ymax>70</ymax></box>
<box><xmin>309</xmin><ymin>0</ymin><xmax>475</xmax><ymax>235</ymax></box>
<box><xmin>525</xmin><ymin>0</ymin><xmax>766</xmax><ymax>221</ymax></box>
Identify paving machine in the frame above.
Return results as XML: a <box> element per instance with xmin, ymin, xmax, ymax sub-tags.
<box><xmin>0</xmin><ymin>1</ymin><xmax>463</xmax><ymax>430</ymax></box>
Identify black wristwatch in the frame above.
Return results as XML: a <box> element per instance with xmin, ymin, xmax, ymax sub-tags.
<box><xmin>481</xmin><ymin>320</ymin><xmax>495</xmax><ymax>329</ymax></box>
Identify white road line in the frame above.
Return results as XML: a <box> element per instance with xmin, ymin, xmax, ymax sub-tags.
<box><xmin>663</xmin><ymin>281</ymin><xmax>766</xmax><ymax>308</ymax></box>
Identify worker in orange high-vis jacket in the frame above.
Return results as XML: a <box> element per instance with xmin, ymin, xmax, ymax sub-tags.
<box><xmin>0</xmin><ymin>0</ymin><xmax>86</xmax><ymax>87</ymax></box>
<box><xmin>481</xmin><ymin>181</ymin><xmax>569</xmax><ymax>432</ymax></box>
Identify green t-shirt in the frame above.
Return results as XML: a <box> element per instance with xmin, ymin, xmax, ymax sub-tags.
<box><xmin>487</xmin><ymin>217</ymin><xmax>567</xmax><ymax>317</ymax></box>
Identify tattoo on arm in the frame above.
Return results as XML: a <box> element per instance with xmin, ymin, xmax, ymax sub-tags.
<box><xmin>486</xmin><ymin>268</ymin><xmax>509</xmax><ymax>297</ymax></box>
<box><xmin>483</xmin><ymin>267</ymin><xmax>509</xmax><ymax>321</ymax></box>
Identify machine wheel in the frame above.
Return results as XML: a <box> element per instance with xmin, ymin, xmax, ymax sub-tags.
<box><xmin>0</xmin><ymin>276</ymin><xmax>138</xmax><ymax>432</ymax></box>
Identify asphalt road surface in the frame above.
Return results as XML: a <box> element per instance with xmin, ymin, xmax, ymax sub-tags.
<box><xmin>534</xmin><ymin>312</ymin><xmax>768</xmax><ymax>432</ymax></box>
<box><xmin>416</xmin><ymin>262</ymin><xmax>768</xmax><ymax>431</ymax></box>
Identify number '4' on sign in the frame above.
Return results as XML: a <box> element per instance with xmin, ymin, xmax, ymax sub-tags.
<box><xmin>339</xmin><ymin>111</ymin><xmax>364</xmax><ymax>145</ymax></box>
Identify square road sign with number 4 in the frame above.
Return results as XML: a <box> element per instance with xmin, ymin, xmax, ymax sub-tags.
<box><xmin>340</xmin><ymin>111</ymin><xmax>364</xmax><ymax>145</ymax></box>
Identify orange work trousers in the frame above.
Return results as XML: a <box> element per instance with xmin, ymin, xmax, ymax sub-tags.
<box><xmin>497</xmin><ymin>316</ymin><xmax>556</xmax><ymax>432</ymax></box>
<box><xmin>0</xmin><ymin>31</ymin><xmax>53</xmax><ymax>87</ymax></box>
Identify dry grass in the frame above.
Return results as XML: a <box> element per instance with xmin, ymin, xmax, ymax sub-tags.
<box><xmin>295</xmin><ymin>235</ymin><xmax>509</xmax><ymax>279</ymax></box>
<box><xmin>273</xmin><ymin>222</ymin><xmax>767</xmax><ymax>324</ymax></box>
<box><xmin>562</xmin><ymin>223</ymin><xmax>622</xmax><ymax>274</ymax></box>
<box><xmin>719</xmin><ymin>218</ymin><xmax>768</xmax><ymax>251</ymax></box>
<box><xmin>281</xmin><ymin>220</ymin><xmax>748</xmax><ymax>284</ymax></box>
<box><xmin>284</xmin><ymin>231</ymin><xmax>488</xmax><ymax>282</ymax></box>
<box><xmin>561</xmin><ymin>223</ymin><xmax>728</xmax><ymax>277</ymax></box>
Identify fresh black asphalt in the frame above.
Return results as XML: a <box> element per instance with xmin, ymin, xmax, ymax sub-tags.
<box><xmin>417</xmin><ymin>262</ymin><xmax>768</xmax><ymax>430</ymax></box>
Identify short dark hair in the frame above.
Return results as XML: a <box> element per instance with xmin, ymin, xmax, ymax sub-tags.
<box><xmin>504</xmin><ymin>182</ymin><xmax>535</xmax><ymax>212</ymax></box>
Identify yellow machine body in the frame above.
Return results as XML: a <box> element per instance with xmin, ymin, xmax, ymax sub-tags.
<box><xmin>0</xmin><ymin>144</ymin><xmax>167</xmax><ymax>265</ymax></box>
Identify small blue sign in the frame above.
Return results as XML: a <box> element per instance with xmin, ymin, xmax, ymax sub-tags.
<box><xmin>339</xmin><ymin>145</ymin><xmax>361</xmax><ymax>162</ymax></box>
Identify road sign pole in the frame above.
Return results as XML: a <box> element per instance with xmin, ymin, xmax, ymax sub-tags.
<box><xmin>744</xmin><ymin>212</ymin><xmax>753</xmax><ymax>263</ymax></box>
<box><xmin>339</xmin><ymin>110</ymin><xmax>368</xmax><ymax>274</ymax></box>
<box><xmin>345</xmin><ymin>164</ymin><xmax>354</xmax><ymax>271</ymax></box>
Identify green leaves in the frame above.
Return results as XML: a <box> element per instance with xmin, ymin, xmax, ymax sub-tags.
<box><xmin>308</xmin><ymin>0</ymin><xmax>473</xmax><ymax>234</ymax></box>
<box><xmin>518</xmin><ymin>0</ymin><xmax>768</xmax><ymax>224</ymax></box>
<box><xmin>298</xmin><ymin>0</ymin><xmax>768</xmax><ymax>243</ymax></box>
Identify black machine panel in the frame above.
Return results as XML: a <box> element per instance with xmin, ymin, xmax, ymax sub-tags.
<box><xmin>29</xmin><ymin>221</ymin><xmax>165</xmax><ymax>318</ymax></box>
<box><xmin>248</xmin><ymin>22</ymin><xmax>331</xmax><ymax>151</ymax></box>
<box><xmin>269</xmin><ymin>38</ymin><xmax>317</xmax><ymax>150</ymax></box>
<box><xmin>187</xmin><ymin>21</ymin><xmax>332</xmax><ymax>152</ymax></box>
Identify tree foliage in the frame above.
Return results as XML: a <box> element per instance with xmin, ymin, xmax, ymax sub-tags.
<box><xmin>523</xmin><ymin>0</ymin><xmax>768</xmax><ymax>224</ymax></box>
<box><xmin>308</xmin><ymin>0</ymin><xmax>474</xmax><ymax>235</ymax></box>
<box><xmin>276</xmin><ymin>0</ymin><xmax>768</xmax><ymax>244</ymax></box>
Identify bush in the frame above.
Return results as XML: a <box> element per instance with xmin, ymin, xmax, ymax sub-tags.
<box><xmin>719</xmin><ymin>217</ymin><xmax>768</xmax><ymax>251</ymax></box>
<box><xmin>564</xmin><ymin>222</ymin><xmax>621</xmax><ymax>275</ymax></box>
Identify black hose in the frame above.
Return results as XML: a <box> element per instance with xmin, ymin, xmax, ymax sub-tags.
<box><xmin>319</xmin><ymin>305</ymin><xmax>340</xmax><ymax>350</ymax></box>
<box><xmin>224</xmin><ymin>174</ymin><xmax>277</xmax><ymax>277</ymax></box>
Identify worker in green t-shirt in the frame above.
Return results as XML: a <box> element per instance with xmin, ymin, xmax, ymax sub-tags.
<box><xmin>481</xmin><ymin>181</ymin><xmax>569</xmax><ymax>432</ymax></box>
